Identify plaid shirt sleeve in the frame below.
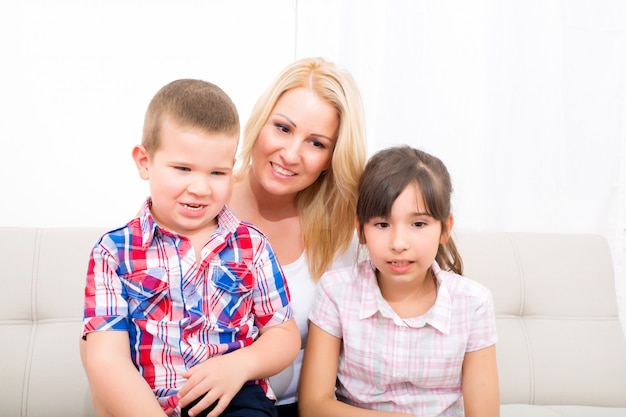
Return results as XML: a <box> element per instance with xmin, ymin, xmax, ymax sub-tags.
<box><xmin>82</xmin><ymin>233</ymin><xmax>130</xmax><ymax>336</ymax></box>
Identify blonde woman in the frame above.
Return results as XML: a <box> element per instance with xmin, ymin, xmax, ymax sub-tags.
<box><xmin>229</xmin><ymin>57</ymin><xmax>367</xmax><ymax>417</ymax></box>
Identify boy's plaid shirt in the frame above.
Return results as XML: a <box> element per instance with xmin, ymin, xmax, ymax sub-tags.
<box><xmin>82</xmin><ymin>200</ymin><xmax>292</xmax><ymax>411</ymax></box>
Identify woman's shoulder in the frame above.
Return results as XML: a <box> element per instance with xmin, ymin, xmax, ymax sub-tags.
<box><xmin>330</xmin><ymin>231</ymin><xmax>361</xmax><ymax>269</ymax></box>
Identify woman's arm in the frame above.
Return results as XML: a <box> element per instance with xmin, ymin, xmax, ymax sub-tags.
<box><xmin>81</xmin><ymin>331</ymin><xmax>168</xmax><ymax>417</ymax></box>
<box><xmin>299</xmin><ymin>323</ymin><xmax>413</xmax><ymax>417</ymax></box>
<box><xmin>462</xmin><ymin>344</ymin><xmax>500</xmax><ymax>417</ymax></box>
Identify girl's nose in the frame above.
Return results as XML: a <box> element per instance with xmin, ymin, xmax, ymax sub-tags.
<box><xmin>390</xmin><ymin>226</ymin><xmax>409</xmax><ymax>252</ymax></box>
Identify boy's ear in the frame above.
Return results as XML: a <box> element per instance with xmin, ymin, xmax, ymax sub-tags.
<box><xmin>440</xmin><ymin>214</ymin><xmax>455</xmax><ymax>244</ymax></box>
<box><xmin>132</xmin><ymin>145</ymin><xmax>150</xmax><ymax>180</ymax></box>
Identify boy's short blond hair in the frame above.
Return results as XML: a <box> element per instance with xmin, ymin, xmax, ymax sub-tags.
<box><xmin>142</xmin><ymin>79</ymin><xmax>239</xmax><ymax>156</ymax></box>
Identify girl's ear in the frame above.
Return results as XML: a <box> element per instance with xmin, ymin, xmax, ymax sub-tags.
<box><xmin>440</xmin><ymin>214</ymin><xmax>455</xmax><ymax>244</ymax></box>
<box><xmin>355</xmin><ymin>218</ymin><xmax>366</xmax><ymax>244</ymax></box>
<box><xmin>132</xmin><ymin>145</ymin><xmax>150</xmax><ymax>180</ymax></box>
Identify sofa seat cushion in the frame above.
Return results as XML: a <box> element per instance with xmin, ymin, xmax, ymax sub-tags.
<box><xmin>502</xmin><ymin>404</ymin><xmax>626</xmax><ymax>417</ymax></box>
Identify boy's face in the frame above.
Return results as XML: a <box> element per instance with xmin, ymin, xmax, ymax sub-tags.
<box><xmin>133</xmin><ymin>116</ymin><xmax>238</xmax><ymax>240</ymax></box>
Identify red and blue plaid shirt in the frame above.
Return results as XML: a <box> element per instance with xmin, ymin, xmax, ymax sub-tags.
<box><xmin>82</xmin><ymin>199</ymin><xmax>292</xmax><ymax>413</ymax></box>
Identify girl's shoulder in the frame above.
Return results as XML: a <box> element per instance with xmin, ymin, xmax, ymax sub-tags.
<box><xmin>319</xmin><ymin>260</ymin><xmax>374</xmax><ymax>292</ymax></box>
<box><xmin>436</xmin><ymin>267</ymin><xmax>494</xmax><ymax>301</ymax></box>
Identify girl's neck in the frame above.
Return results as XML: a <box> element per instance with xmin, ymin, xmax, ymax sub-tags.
<box><xmin>378</xmin><ymin>269</ymin><xmax>437</xmax><ymax>319</ymax></box>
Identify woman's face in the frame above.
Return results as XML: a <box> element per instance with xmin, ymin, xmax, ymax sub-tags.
<box><xmin>250</xmin><ymin>87</ymin><xmax>339</xmax><ymax>198</ymax></box>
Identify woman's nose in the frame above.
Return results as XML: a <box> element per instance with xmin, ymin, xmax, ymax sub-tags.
<box><xmin>279</xmin><ymin>139</ymin><xmax>300</xmax><ymax>164</ymax></box>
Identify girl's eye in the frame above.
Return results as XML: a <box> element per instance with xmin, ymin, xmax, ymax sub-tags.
<box><xmin>211</xmin><ymin>171</ymin><xmax>226</xmax><ymax>176</ymax></box>
<box><xmin>375</xmin><ymin>221</ymin><xmax>389</xmax><ymax>228</ymax></box>
<box><xmin>413</xmin><ymin>221</ymin><xmax>427</xmax><ymax>228</ymax></box>
<box><xmin>175</xmin><ymin>166</ymin><xmax>191</xmax><ymax>172</ymax></box>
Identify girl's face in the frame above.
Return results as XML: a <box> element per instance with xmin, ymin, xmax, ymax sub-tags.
<box><xmin>361</xmin><ymin>183</ymin><xmax>451</xmax><ymax>286</ymax></box>
<box><xmin>250</xmin><ymin>87</ymin><xmax>338</xmax><ymax>198</ymax></box>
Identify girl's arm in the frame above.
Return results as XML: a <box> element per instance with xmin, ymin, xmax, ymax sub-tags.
<box><xmin>81</xmin><ymin>331</ymin><xmax>168</xmax><ymax>417</ymax></box>
<box><xmin>299</xmin><ymin>323</ymin><xmax>413</xmax><ymax>417</ymax></box>
<box><xmin>462</xmin><ymin>344</ymin><xmax>500</xmax><ymax>417</ymax></box>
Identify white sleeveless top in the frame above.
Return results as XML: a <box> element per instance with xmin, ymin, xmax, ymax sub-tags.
<box><xmin>270</xmin><ymin>235</ymin><xmax>359</xmax><ymax>405</ymax></box>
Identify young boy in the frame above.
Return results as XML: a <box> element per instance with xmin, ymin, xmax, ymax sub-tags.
<box><xmin>81</xmin><ymin>79</ymin><xmax>300</xmax><ymax>417</ymax></box>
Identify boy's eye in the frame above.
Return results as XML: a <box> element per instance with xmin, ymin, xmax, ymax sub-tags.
<box><xmin>175</xmin><ymin>166</ymin><xmax>191</xmax><ymax>172</ymax></box>
<box><xmin>211</xmin><ymin>171</ymin><xmax>226</xmax><ymax>176</ymax></box>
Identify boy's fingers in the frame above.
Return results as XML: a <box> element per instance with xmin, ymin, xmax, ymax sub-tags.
<box><xmin>182</xmin><ymin>393</ymin><xmax>217</xmax><ymax>417</ymax></box>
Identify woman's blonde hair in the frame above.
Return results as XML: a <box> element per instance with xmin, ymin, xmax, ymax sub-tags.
<box><xmin>237</xmin><ymin>57</ymin><xmax>367</xmax><ymax>280</ymax></box>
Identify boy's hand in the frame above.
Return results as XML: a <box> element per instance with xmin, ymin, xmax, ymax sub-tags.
<box><xmin>178</xmin><ymin>353</ymin><xmax>249</xmax><ymax>417</ymax></box>
<box><xmin>178</xmin><ymin>319</ymin><xmax>299</xmax><ymax>417</ymax></box>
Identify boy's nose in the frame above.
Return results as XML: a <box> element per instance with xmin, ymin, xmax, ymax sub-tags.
<box><xmin>187</xmin><ymin>176</ymin><xmax>211</xmax><ymax>196</ymax></box>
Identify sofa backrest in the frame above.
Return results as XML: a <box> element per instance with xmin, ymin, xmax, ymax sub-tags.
<box><xmin>455</xmin><ymin>231</ymin><xmax>626</xmax><ymax>407</ymax></box>
<box><xmin>0</xmin><ymin>227</ymin><xmax>106</xmax><ymax>417</ymax></box>
<box><xmin>1</xmin><ymin>227</ymin><xmax>625</xmax><ymax>416</ymax></box>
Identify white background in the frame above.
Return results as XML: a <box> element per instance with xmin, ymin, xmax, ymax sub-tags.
<box><xmin>1</xmin><ymin>0</ymin><xmax>625</xmax><ymax>334</ymax></box>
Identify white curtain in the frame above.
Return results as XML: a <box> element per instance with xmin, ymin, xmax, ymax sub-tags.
<box><xmin>296</xmin><ymin>0</ymin><xmax>626</xmax><ymax>333</ymax></box>
<box><xmin>1</xmin><ymin>0</ymin><xmax>625</xmax><ymax>332</ymax></box>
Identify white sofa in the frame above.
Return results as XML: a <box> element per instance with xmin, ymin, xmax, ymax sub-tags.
<box><xmin>1</xmin><ymin>227</ymin><xmax>625</xmax><ymax>417</ymax></box>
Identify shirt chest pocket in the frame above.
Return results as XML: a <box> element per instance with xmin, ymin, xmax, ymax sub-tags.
<box><xmin>120</xmin><ymin>267</ymin><xmax>169</xmax><ymax>320</ymax></box>
<box><xmin>210</xmin><ymin>261</ymin><xmax>255</xmax><ymax>328</ymax></box>
<box><xmin>411</xmin><ymin>355</ymin><xmax>464</xmax><ymax>389</ymax></box>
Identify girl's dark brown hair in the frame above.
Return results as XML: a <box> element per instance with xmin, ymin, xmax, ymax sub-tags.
<box><xmin>356</xmin><ymin>145</ymin><xmax>463</xmax><ymax>274</ymax></box>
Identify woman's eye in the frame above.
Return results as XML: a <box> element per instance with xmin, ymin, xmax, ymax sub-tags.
<box><xmin>275</xmin><ymin>123</ymin><xmax>290</xmax><ymax>133</ymax></box>
<box><xmin>311</xmin><ymin>139</ymin><xmax>326</xmax><ymax>149</ymax></box>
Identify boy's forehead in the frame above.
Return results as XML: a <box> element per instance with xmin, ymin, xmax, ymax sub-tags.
<box><xmin>156</xmin><ymin>122</ymin><xmax>237</xmax><ymax>161</ymax></box>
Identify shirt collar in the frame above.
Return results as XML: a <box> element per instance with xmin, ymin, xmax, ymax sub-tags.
<box><xmin>423</xmin><ymin>261</ymin><xmax>452</xmax><ymax>334</ymax></box>
<box><xmin>358</xmin><ymin>260</ymin><xmax>452</xmax><ymax>334</ymax></box>
<box><xmin>359</xmin><ymin>261</ymin><xmax>384</xmax><ymax>319</ymax></box>
<box><xmin>136</xmin><ymin>198</ymin><xmax>240</xmax><ymax>248</ymax></box>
